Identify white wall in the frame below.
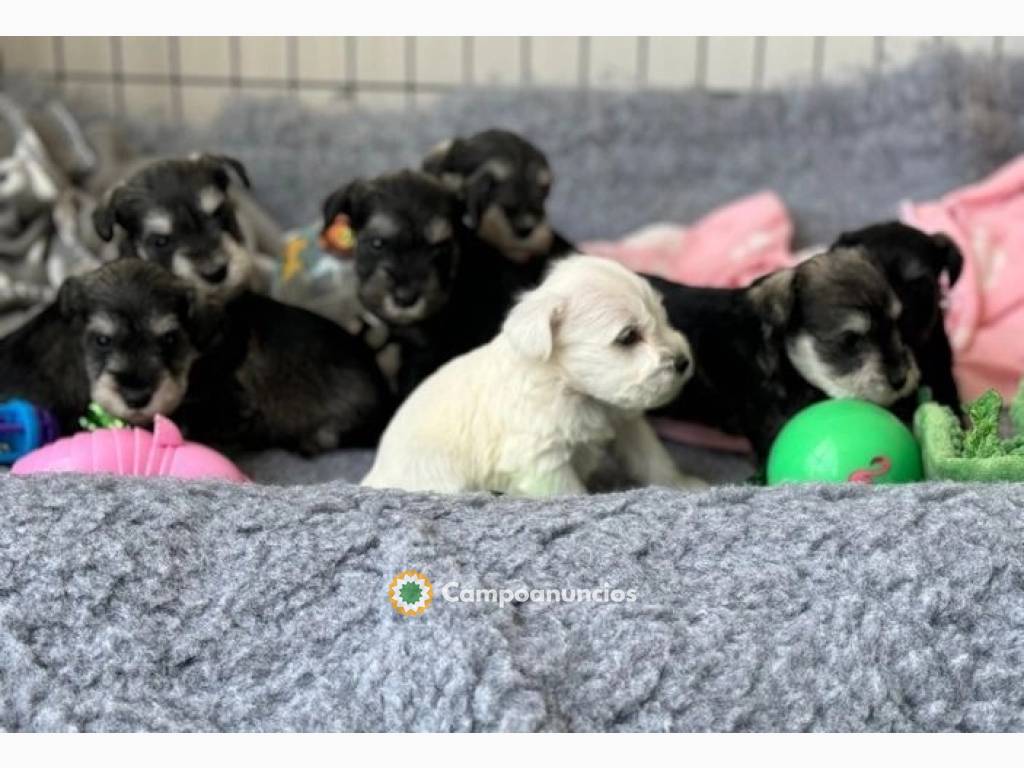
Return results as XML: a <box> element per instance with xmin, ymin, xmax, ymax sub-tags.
<box><xmin>1</xmin><ymin>36</ymin><xmax>1018</xmax><ymax>125</ymax></box>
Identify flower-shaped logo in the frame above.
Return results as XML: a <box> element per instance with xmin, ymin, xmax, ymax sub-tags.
<box><xmin>388</xmin><ymin>570</ymin><xmax>433</xmax><ymax>617</ymax></box>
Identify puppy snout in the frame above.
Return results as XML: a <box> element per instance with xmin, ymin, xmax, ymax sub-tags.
<box><xmin>392</xmin><ymin>286</ymin><xmax>421</xmax><ymax>308</ymax></box>
<box><xmin>512</xmin><ymin>217</ymin><xmax>538</xmax><ymax>238</ymax></box>
<box><xmin>114</xmin><ymin>373</ymin><xmax>155</xmax><ymax>408</ymax></box>
<box><xmin>198</xmin><ymin>262</ymin><xmax>229</xmax><ymax>284</ymax></box>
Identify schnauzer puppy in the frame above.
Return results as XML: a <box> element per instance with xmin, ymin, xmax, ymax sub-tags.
<box><xmin>650</xmin><ymin>247</ymin><xmax>921</xmax><ymax>462</ymax></box>
<box><xmin>421</xmin><ymin>130</ymin><xmax>579</xmax><ymax>357</ymax></box>
<box><xmin>363</xmin><ymin>255</ymin><xmax>702</xmax><ymax>495</ymax></box>
<box><xmin>831</xmin><ymin>221</ymin><xmax>963</xmax><ymax>419</ymax></box>
<box><xmin>92</xmin><ymin>154</ymin><xmax>258</xmax><ymax>302</ymax></box>
<box><xmin>320</xmin><ymin>169</ymin><xmax>478</xmax><ymax>396</ymax></box>
<box><xmin>322</xmin><ymin>170</ymin><xmax>462</xmax><ymax>330</ymax></box>
<box><xmin>0</xmin><ymin>259</ymin><xmax>210</xmax><ymax>432</ymax></box>
<box><xmin>172</xmin><ymin>289</ymin><xmax>394</xmax><ymax>456</ymax></box>
<box><xmin>423</xmin><ymin>128</ymin><xmax>574</xmax><ymax>271</ymax></box>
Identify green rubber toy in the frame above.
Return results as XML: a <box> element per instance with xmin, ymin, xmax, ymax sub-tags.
<box><xmin>767</xmin><ymin>399</ymin><xmax>923</xmax><ymax>485</ymax></box>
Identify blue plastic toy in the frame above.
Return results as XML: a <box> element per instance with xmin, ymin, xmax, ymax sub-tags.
<box><xmin>0</xmin><ymin>399</ymin><xmax>60</xmax><ymax>465</ymax></box>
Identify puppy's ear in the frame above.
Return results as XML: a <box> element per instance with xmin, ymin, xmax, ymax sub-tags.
<box><xmin>321</xmin><ymin>179</ymin><xmax>368</xmax><ymax>232</ymax></box>
<box><xmin>748</xmin><ymin>268</ymin><xmax>796</xmax><ymax>331</ymax></box>
<box><xmin>195</xmin><ymin>153</ymin><xmax>252</xmax><ymax>189</ymax></box>
<box><xmin>422</xmin><ymin>137</ymin><xmax>459</xmax><ymax>174</ymax></box>
<box><xmin>92</xmin><ymin>201</ymin><xmax>116</xmax><ymax>242</ymax></box>
<box><xmin>56</xmin><ymin>276</ymin><xmax>87</xmax><ymax>320</ymax></box>
<box><xmin>92</xmin><ymin>184</ymin><xmax>129</xmax><ymax>242</ymax></box>
<box><xmin>931</xmin><ymin>232</ymin><xmax>963</xmax><ymax>287</ymax></box>
<box><xmin>502</xmin><ymin>288</ymin><xmax>565</xmax><ymax>361</ymax></box>
<box><xmin>462</xmin><ymin>170</ymin><xmax>495</xmax><ymax>229</ymax></box>
<box><xmin>422</xmin><ymin>138</ymin><xmax>468</xmax><ymax>191</ymax></box>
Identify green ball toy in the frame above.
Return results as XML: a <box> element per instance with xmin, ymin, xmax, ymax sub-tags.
<box><xmin>766</xmin><ymin>399</ymin><xmax>923</xmax><ymax>485</ymax></box>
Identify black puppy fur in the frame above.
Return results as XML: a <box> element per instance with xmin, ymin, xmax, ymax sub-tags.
<box><xmin>322</xmin><ymin>170</ymin><xmax>463</xmax><ymax>331</ymax></box>
<box><xmin>93</xmin><ymin>154</ymin><xmax>257</xmax><ymax>302</ymax></box>
<box><xmin>321</xmin><ymin>170</ymin><xmax>466</xmax><ymax>396</ymax></box>
<box><xmin>173</xmin><ymin>290</ymin><xmax>393</xmax><ymax>455</ymax></box>
<box><xmin>322</xmin><ymin>168</ymin><xmax>544</xmax><ymax>397</ymax></box>
<box><xmin>422</xmin><ymin>128</ymin><xmax>575</xmax><ymax>273</ymax></box>
<box><xmin>651</xmin><ymin>248</ymin><xmax>919</xmax><ymax>463</ymax></box>
<box><xmin>420</xmin><ymin>130</ymin><xmax>577</xmax><ymax>361</ymax></box>
<box><xmin>0</xmin><ymin>260</ymin><xmax>210</xmax><ymax>432</ymax></box>
<box><xmin>831</xmin><ymin>221</ymin><xmax>963</xmax><ymax>419</ymax></box>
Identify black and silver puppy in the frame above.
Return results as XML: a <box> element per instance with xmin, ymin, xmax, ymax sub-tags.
<box><xmin>650</xmin><ymin>248</ymin><xmax>920</xmax><ymax>462</ymax></box>
<box><xmin>420</xmin><ymin>130</ymin><xmax>576</xmax><ymax>355</ymax></box>
<box><xmin>322</xmin><ymin>170</ymin><xmax>463</xmax><ymax>330</ymax></box>
<box><xmin>831</xmin><ymin>221</ymin><xmax>963</xmax><ymax>419</ymax></box>
<box><xmin>321</xmin><ymin>170</ymin><xmax>478</xmax><ymax>396</ymax></box>
<box><xmin>0</xmin><ymin>259</ymin><xmax>210</xmax><ymax>432</ymax></box>
<box><xmin>422</xmin><ymin>128</ymin><xmax>575</xmax><ymax>268</ymax></box>
<box><xmin>92</xmin><ymin>154</ymin><xmax>257</xmax><ymax>302</ymax></box>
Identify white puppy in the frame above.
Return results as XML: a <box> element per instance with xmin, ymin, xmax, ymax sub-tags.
<box><xmin>362</xmin><ymin>254</ymin><xmax>703</xmax><ymax>495</ymax></box>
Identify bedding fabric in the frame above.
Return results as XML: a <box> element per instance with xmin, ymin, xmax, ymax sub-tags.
<box><xmin>3</xmin><ymin>474</ymin><xmax>1024</xmax><ymax>731</ymax></box>
<box><xmin>4</xmin><ymin>49</ymin><xmax>1024</xmax><ymax>731</ymax></box>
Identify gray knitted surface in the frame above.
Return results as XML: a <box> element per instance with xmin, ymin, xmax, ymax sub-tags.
<box><xmin>3</xmin><ymin>475</ymin><xmax>1024</xmax><ymax>732</ymax></box>
<box><xmin>3</xmin><ymin>50</ymin><xmax>1024</xmax><ymax>731</ymax></box>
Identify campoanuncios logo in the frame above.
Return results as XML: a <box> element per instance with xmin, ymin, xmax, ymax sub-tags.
<box><xmin>388</xmin><ymin>570</ymin><xmax>433</xmax><ymax>617</ymax></box>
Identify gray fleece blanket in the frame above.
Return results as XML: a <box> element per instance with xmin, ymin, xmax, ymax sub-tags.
<box><xmin>4</xmin><ymin>475</ymin><xmax>1024</xmax><ymax>732</ymax></box>
<box><xmin>3</xmin><ymin>50</ymin><xmax>1024</xmax><ymax>731</ymax></box>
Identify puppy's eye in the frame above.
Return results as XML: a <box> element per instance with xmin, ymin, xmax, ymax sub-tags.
<box><xmin>369</xmin><ymin>238</ymin><xmax>384</xmax><ymax>251</ymax></box>
<box><xmin>158</xmin><ymin>330</ymin><xmax>179</xmax><ymax>350</ymax></box>
<box><xmin>839</xmin><ymin>331</ymin><xmax>863</xmax><ymax>349</ymax></box>
<box><xmin>92</xmin><ymin>334</ymin><xmax>112</xmax><ymax>349</ymax></box>
<box><xmin>148</xmin><ymin>235</ymin><xmax>172</xmax><ymax>250</ymax></box>
<box><xmin>615</xmin><ymin>327</ymin><xmax>642</xmax><ymax>347</ymax></box>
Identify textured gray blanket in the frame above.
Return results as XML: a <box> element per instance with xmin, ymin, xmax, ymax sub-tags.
<box><xmin>3</xmin><ymin>475</ymin><xmax>1024</xmax><ymax>731</ymax></box>
<box><xmin>3</xmin><ymin>50</ymin><xmax>1024</xmax><ymax>731</ymax></box>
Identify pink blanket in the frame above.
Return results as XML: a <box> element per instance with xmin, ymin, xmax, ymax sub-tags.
<box><xmin>583</xmin><ymin>159</ymin><xmax>1024</xmax><ymax>450</ymax></box>
<box><xmin>584</xmin><ymin>191</ymin><xmax>796</xmax><ymax>287</ymax></box>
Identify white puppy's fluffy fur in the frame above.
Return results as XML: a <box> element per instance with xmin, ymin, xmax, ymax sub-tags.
<box><xmin>362</xmin><ymin>254</ymin><xmax>703</xmax><ymax>495</ymax></box>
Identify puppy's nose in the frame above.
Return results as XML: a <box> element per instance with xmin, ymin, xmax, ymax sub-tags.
<box><xmin>673</xmin><ymin>355</ymin><xmax>691</xmax><ymax>375</ymax></box>
<box><xmin>115</xmin><ymin>373</ymin><xmax>155</xmax><ymax>408</ymax></box>
<box><xmin>512</xmin><ymin>220</ymin><xmax>537</xmax><ymax>238</ymax></box>
<box><xmin>392</xmin><ymin>287</ymin><xmax>421</xmax><ymax>308</ymax></box>
<box><xmin>199</xmin><ymin>264</ymin><xmax>229</xmax><ymax>284</ymax></box>
<box><xmin>121</xmin><ymin>389</ymin><xmax>153</xmax><ymax>409</ymax></box>
<box><xmin>889</xmin><ymin>371</ymin><xmax>907</xmax><ymax>391</ymax></box>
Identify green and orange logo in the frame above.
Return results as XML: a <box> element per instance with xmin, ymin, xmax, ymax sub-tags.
<box><xmin>388</xmin><ymin>570</ymin><xmax>433</xmax><ymax>617</ymax></box>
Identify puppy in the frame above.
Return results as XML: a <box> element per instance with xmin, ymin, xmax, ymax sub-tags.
<box><xmin>0</xmin><ymin>259</ymin><xmax>209</xmax><ymax>432</ymax></box>
<box><xmin>831</xmin><ymin>221</ymin><xmax>963</xmax><ymax>419</ymax></box>
<box><xmin>319</xmin><ymin>170</ymin><xmax>467</xmax><ymax>397</ymax></box>
<box><xmin>322</xmin><ymin>170</ymin><xmax>463</xmax><ymax>329</ymax></box>
<box><xmin>172</xmin><ymin>289</ymin><xmax>394</xmax><ymax>456</ymax></box>
<box><xmin>422</xmin><ymin>131</ymin><xmax>580</xmax><ymax>356</ymax></box>
<box><xmin>650</xmin><ymin>247</ymin><xmax>921</xmax><ymax>462</ymax></box>
<box><xmin>422</xmin><ymin>128</ymin><xmax>575</xmax><ymax>266</ymax></box>
<box><xmin>92</xmin><ymin>154</ymin><xmax>259</xmax><ymax>302</ymax></box>
<box><xmin>363</xmin><ymin>255</ymin><xmax>701</xmax><ymax>495</ymax></box>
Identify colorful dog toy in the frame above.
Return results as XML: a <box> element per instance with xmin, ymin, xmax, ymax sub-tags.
<box><xmin>0</xmin><ymin>398</ymin><xmax>60</xmax><ymax>465</ymax></box>
<box><xmin>767</xmin><ymin>399</ymin><xmax>923</xmax><ymax>485</ymax></box>
<box><xmin>914</xmin><ymin>380</ymin><xmax>1024</xmax><ymax>481</ymax></box>
<box><xmin>78</xmin><ymin>402</ymin><xmax>126</xmax><ymax>431</ymax></box>
<box><xmin>11</xmin><ymin>414</ymin><xmax>248</xmax><ymax>482</ymax></box>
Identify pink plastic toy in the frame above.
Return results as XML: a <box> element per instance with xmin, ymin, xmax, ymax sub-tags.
<box><xmin>11</xmin><ymin>415</ymin><xmax>248</xmax><ymax>483</ymax></box>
